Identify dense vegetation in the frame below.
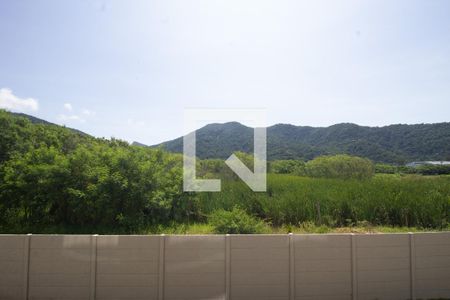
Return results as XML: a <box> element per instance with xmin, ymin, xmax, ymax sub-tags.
<box><xmin>0</xmin><ymin>110</ymin><xmax>449</xmax><ymax>234</ymax></box>
<box><xmin>0</xmin><ymin>110</ymin><xmax>193</xmax><ymax>232</ymax></box>
<box><xmin>198</xmin><ymin>174</ymin><xmax>449</xmax><ymax>229</ymax></box>
<box><xmin>375</xmin><ymin>162</ymin><xmax>450</xmax><ymax>176</ymax></box>
<box><xmin>155</xmin><ymin>121</ymin><xmax>450</xmax><ymax>163</ymax></box>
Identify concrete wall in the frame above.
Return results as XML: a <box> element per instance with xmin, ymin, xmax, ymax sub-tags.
<box><xmin>414</xmin><ymin>233</ymin><xmax>450</xmax><ymax>299</ymax></box>
<box><xmin>0</xmin><ymin>235</ymin><xmax>27</xmax><ymax>300</ymax></box>
<box><xmin>164</xmin><ymin>235</ymin><xmax>225</xmax><ymax>300</ymax></box>
<box><xmin>0</xmin><ymin>233</ymin><xmax>449</xmax><ymax>300</ymax></box>
<box><xmin>230</xmin><ymin>235</ymin><xmax>289</xmax><ymax>300</ymax></box>
<box><xmin>28</xmin><ymin>235</ymin><xmax>92</xmax><ymax>300</ymax></box>
<box><xmin>96</xmin><ymin>235</ymin><xmax>160</xmax><ymax>300</ymax></box>
<box><xmin>294</xmin><ymin>234</ymin><xmax>352</xmax><ymax>300</ymax></box>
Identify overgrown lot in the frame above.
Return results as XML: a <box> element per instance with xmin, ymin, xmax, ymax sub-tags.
<box><xmin>1</xmin><ymin>110</ymin><xmax>449</xmax><ymax>234</ymax></box>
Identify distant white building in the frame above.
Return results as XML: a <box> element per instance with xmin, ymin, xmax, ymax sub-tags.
<box><xmin>406</xmin><ymin>161</ymin><xmax>450</xmax><ymax>167</ymax></box>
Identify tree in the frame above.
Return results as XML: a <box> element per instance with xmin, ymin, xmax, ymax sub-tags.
<box><xmin>305</xmin><ymin>155</ymin><xmax>374</xmax><ymax>179</ymax></box>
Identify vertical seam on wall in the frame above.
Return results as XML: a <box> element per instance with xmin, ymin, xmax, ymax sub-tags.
<box><xmin>90</xmin><ymin>234</ymin><xmax>98</xmax><ymax>300</ymax></box>
<box><xmin>23</xmin><ymin>233</ymin><xmax>31</xmax><ymax>300</ymax></box>
<box><xmin>409</xmin><ymin>232</ymin><xmax>416</xmax><ymax>300</ymax></box>
<box><xmin>351</xmin><ymin>234</ymin><xmax>357</xmax><ymax>300</ymax></box>
<box><xmin>158</xmin><ymin>234</ymin><xmax>165</xmax><ymax>300</ymax></box>
<box><xmin>225</xmin><ymin>234</ymin><xmax>231</xmax><ymax>300</ymax></box>
<box><xmin>289</xmin><ymin>233</ymin><xmax>295</xmax><ymax>300</ymax></box>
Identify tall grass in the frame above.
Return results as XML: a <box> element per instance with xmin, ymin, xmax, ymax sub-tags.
<box><xmin>197</xmin><ymin>174</ymin><xmax>450</xmax><ymax>228</ymax></box>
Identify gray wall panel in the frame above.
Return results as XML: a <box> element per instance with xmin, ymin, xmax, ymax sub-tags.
<box><xmin>1</xmin><ymin>232</ymin><xmax>449</xmax><ymax>300</ymax></box>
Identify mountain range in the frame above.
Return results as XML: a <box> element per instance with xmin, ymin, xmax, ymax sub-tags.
<box><xmin>7</xmin><ymin>111</ymin><xmax>450</xmax><ymax>164</ymax></box>
<box><xmin>151</xmin><ymin>121</ymin><xmax>450</xmax><ymax>163</ymax></box>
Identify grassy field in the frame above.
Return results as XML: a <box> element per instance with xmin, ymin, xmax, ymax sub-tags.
<box><xmin>197</xmin><ymin>173</ymin><xmax>450</xmax><ymax>230</ymax></box>
<box><xmin>2</xmin><ymin>172</ymin><xmax>449</xmax><ymax>234</ymax></box>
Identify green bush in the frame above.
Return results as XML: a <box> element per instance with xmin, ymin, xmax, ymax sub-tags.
<box><xmin>415</xmin><ymin>164</ymin><xmax>450</xmax><ymax>175</ymax></box>
<box><xmin>269</xmin><ymin>160</ymin><xmax>306</xmax><ymax>175</ymax></box>
<box><xmin>375</xmin><ymin>163</ymin><xmax>398</xmax><ymax>174</ymax></box>
<box><xmin>0</xmin><ymin>108</ymin><xmax>194</xmax><ymax>233</ymax></box>
<box><xmin>197</xmin><ymin>152</ymin><xmax>257</xmax><ymax>181</ymax></box>
<box><xmin>305</xmin><ymin>154</ymin><xmax>374</xmax><ymax>179</ymax></box>
<box><xmin>209</xmin><ymin>207</ymin><xmax>266</xmax><ymax>234</ymax></box>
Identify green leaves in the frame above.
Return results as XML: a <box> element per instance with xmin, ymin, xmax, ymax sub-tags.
<box><xmin>269</xmin><ymin>155</ymin><xmax>374</xmax><ymax>179</ymax></box>
<box><xmin>0</xmin><ymin>110</ymin><xmax>189</xmax><ymax>233</ymax></box>
<box><xmin>209</xmin><ymin>207</ymin><xmax>267</xmax><ymax>234</ymax></box>
<box><xmin>305</xmin><ymin>155</ymin><xmax>374</xmax><ymax>179</ymax></box>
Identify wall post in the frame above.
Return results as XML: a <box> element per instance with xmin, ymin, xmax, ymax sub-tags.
<box><xmin>409</xmin><ymin>232</ymin><xmax>416</xmax><ymax>300</ymax></box>
<box><xmin>351</xmin><ymin>234</ymin><xmax>357</xmax><ymax>300</ymax></box>
<box><xmin>289</xmin><ymin>233</ymin><xmax>295</xmax><ymax>300</ymax></box>
<box><xmin>89</xmin><ymin>234</ymin><xmax>98</xmax><ymax>300</ymax></box>
<box><xmin>158</xmin><ymin>234</ymin><xmax>165</xmax><ymax>300</ymax></box>
<box><xmin>225</xmin><ymin>234</ymin><xmax>231</xmax><ymax>300</ymax></box>
<box><xmin>22</xmin><ymin>234</ymin><xmax>31</xmax><ymax>300</ymax></box>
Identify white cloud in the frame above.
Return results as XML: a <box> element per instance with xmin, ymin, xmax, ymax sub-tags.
<box><xmin>58</xmin><ymin>114</ymin><xmax>85</xmax><ymax>123</ymax></box>
<box><xmin>57</xmin><ymin>106</ymin><xmax>94</xmax><ymax>124</ymax></box>
<box><xmin>82</xmin><ymin>109</ymin><xmax>95</xmax><ymax>116</ymax></box>
<box><xmin>63</xmin><ymin>103</ymin><xmax>73</xmax><ymax>111</ymax></box>
<box><xmin>0</xmin><ymin>88</ymin><xmax>39</xmax><ymax>111</ymax></box>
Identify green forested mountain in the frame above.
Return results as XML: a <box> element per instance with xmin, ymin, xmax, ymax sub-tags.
<box><xmin>154</xmin><ymin>121</ymin><xmax>450</xmax><ymax>163</ymax></box>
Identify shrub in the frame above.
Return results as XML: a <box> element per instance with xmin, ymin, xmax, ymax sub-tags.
<box><xmin>305</xmin><ymin>154</ymin><xmax>374</xmax><ymax>179</ymax></box>
<box><xmin>209</xmin><ymin>207</ymin><xmax>266</xmax><ymax>234</ymax></box>
<box><xmin>415</xmin><ymin>165</ymin><xmax>450</xmax><ymax>175</ymax></box>
<box><xmin>269</xmin><ymin>160</ymin><xmax>306</xmax><ymax>175</ymax></box>
<box><xmin>375</xmin><ymin>163</ymin><xmax>398</xmax><ymax>174</ymax></box>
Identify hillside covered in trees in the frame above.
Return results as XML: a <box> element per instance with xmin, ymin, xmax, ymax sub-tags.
<box><xmin>154</xmin><ymin>121</ymin><xmax>450</xmax><ymax>163</ymax></box>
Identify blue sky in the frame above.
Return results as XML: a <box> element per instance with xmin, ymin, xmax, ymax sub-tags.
<box><xmin>1</xmin><ymin>0</ymin><xmax>449</xmax><ymax>145</ymax></box>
